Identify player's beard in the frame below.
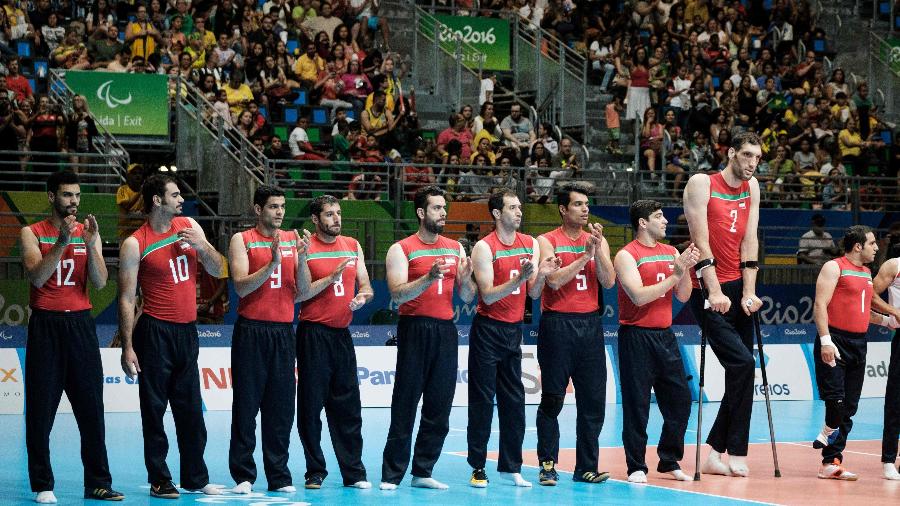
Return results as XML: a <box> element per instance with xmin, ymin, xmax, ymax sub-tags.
<box><xmin>318</xmin><ymin>221</ymin><xmax>341</xmax><ymax>237</ymax></box>
<box><xmin>423</xmin><ymin>216</ymin><xmax>444</xmax><ymax>234</ymax></box>
<box><xmin>53</xmin><ymin>199</ymin><xmax>77</xmax><ymax>219</ymax></box>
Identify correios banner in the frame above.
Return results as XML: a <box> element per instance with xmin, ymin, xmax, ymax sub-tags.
<box><xmin>65</xmin><ymin>71</ymin><xmax>169</xmax><ymax>137</ymax></box>
<box><xmin>434</xmin><ymin>15</ymin><xmax>510</xmax><ymax>70</ymax></box>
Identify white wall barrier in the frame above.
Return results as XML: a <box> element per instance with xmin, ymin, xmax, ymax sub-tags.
<box><xmin>0</xmin><ymin>343</ymin><xmax>890</xmax><ymax>414</ymax></box>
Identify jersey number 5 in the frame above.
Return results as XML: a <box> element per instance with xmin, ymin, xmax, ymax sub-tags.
<box><xmin>576</xmin><ymin>269</ymin><xmax>588</xmax><ymax>291</ymax></box>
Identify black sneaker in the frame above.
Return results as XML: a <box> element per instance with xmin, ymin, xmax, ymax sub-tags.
<box><xmin>150</xmin><ymin>480</ymin><xmax>179</xmax><ymax>499</ymax></box>
<box><xmin>538</xmin><ymin>461</ymin><xmax>559</xmax><ymax>486</ymax></box>
<box><xmin>469</xmin><ymin>468</ymin><xmax>489</xmax><ymax>488</ymax></box>
<box><xmin>305</xmin><ymin>475</ymin><xmax>325</xmax><ymax>489</ymax></box>
<box><xmin>573</xmin><ymin>471</ymin><xmax>611</xmax><ymax>484</ymax></box>
<box><xmin>84</xmin><ymin>487</ymin><xmax>125</xmax><ymax>501</ymax></box>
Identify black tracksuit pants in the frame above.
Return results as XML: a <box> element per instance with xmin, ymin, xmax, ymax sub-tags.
<box><xmin>466</xmin><ymin>314</ymin><xmax>526</xmax><ymax>473</ymax></box>
<box><xmin>884</xmin><ymin>329</ymin><xmax>900</xmax><ymax>464</ymax></box>
<box><xmin>297</xmin><ymin>321</ymin><xmax>366</xmax><ymax>485</ymax></box>
<box><xmin>689</xmin><ymin>279</ymin><xmax>755</xmax><ymax>456</ymax></box>
<box><xmin>381</xmin><ymin>316</ymin><xmax>458</xmax><ymax>484</ymax></box>
<box><xmin>25</xmin><ymin>309</ymin><xmax>112</xmax><ymax>492</ymax></box>
<box><xmin>815</xmin><ymin>327</ymin><xmax>867</xmax><ymax>465</ymax></box>
<box><xmin>618</xmin><ymin>325</ymin><xmax>691</xmax><ymax>475</ymax></box>
<box><xmin>229</xmin><ymin>317</ymin><xmax>296</xmax><ymax>489</ymax></box>
<box><xmin>536</xmin><ymin>311</ymin><xmax>606</xmax><ymax>475</ymax></box>
<box><xmin>133</xmin><ymin>314</ymin><xmax>209</xmax><ymax>489</ymax></box>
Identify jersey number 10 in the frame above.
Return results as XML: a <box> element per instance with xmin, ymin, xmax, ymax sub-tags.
<box><xmin>168</xmin><ymin>255</ymin><xmax>190</xmax><ymax>284</ymax></box>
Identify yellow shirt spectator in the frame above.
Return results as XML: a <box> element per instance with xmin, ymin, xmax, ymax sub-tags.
<box><xmin>294</xmin><ymin>53</ymin><xmax>325</xmax><ymax>83</ymax></box>
<box><xmin>224</xmin><ymin>83</ymin><xmax>254</xmax><ymax>116</ymax></box>
<box><xmin>838</xmin><ymin>128</ymin><xmax>862</xmax><ymax>158</ymax></box>
<box><xmin>684</xmin><ymin>0</ymin><xmax>710</xmax><ymax>25</ymax></box>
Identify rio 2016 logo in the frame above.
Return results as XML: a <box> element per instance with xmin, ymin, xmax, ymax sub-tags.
<box><xmin>97</xmin><ymin>80</ymin><xmax>133</xmax><ymax>109</ymax></box>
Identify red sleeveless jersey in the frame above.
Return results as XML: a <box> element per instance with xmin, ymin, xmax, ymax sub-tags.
<box><xmin>237</xmin><ymin>228</ymin><xmax>298</xmax><ymax>323</ymax></box>
<box><xmin>540</xmin><ymin>227</ymin><xmax>599</xmax><ymax>314</ymax></box>
<box><xmin>618</xmin><ymin>240</ymin><xmax>678</xmax><ymax>328</ymax></box>
<box><xmin>28</xmin><ymin>219</ymin><xmax>92</xmax><ymax>312</ymax></box>
<box><xmin>476</xmin><ymin>231</ymin><xmax>534</xmax><ymax>323</ymax></box>
<box><xmin>398</xmin><ymin>233</ymin><xmax>460</xmax><ymax>320</ymax></box>
<box><xmin>692</xmin><ymin>172</ymin><xmax>751</xmax><ymax>288</ymax></box>
<box><xmin>826</xmin><ymin>256</ymin><xmax>873</xmax><ymax>333</ymax></box>
<box><xmin>133</xmin><ymin>217</ymin><xmax>198</xmax><ymax>323</ymax></box>
<box><xmin>299</xmin><ymin>235</ymin><xmax>359</xmax><ymax>328</ymax></box>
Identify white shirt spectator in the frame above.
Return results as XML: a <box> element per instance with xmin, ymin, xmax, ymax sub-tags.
<box><xmin>669</xmin><ymin>76</ymin><xmax>692</xmax><ymax>109</ymax></box>
<box><xmin>478</xmin><ymin>77</ymin><xmax>494</xmax><ymax>106</ymax></box>
<box><xmin>288</xmin><ymin>126</ymin><xmax>310</xmax><ymax>157</ymax></box>
<box><xmin>798</xmin><ymin>230</ymin><xmax>835</xmax><ymax>265</ymax></box>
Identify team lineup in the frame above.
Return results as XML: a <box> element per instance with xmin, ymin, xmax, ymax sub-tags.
<box><xmin>19</xmin><ymin>131</ymin><xmax>900</xmax><ymax>502</ymax></box>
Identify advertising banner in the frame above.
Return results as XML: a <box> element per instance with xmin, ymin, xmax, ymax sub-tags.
<box><xmin>65</xmin><ymin>71</ymin><xmax>169</xmax><ymax>137</ymax></box>
<box><xmin>431</xmin><ymin>15</ymin><xmax>510</xmax><ymax>70</ymax></box>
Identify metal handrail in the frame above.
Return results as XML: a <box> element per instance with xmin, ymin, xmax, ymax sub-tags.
<box><xmin>411</xmin><ymin>3</ymin><xmax>486</xmax><ymax>79</ymax></box>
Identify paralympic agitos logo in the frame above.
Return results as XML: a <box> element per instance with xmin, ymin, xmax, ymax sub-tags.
<box><xmin>97</xmin><ymin>80</ymin><xmax>133</xmax><ymax>109</ymax></box>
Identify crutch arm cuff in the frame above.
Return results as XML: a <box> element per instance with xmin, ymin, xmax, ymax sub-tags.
<box><xmin>695</xmin><ymin>258</ymin><xmax>715</xmax><ymax>278</ymax></box>
<box><xmin>739</xmin><ymin>261</ymin><xmax>759</xmax><ymax>270</ymax></box>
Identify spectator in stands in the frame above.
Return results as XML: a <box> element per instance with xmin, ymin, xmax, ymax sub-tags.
<box><xmin>605</xmin><ymin>93</ymin><xmax>623</xmax><ymax>155</ymax></box>
<box><xmin>640</xmin><ymin>107</ymin><xmax>663</xmax><ymax>175</ymax></box>
<box><xmin>824</xmin><ymin>67</ymin><xmax>849</xmax><ymax>101</ymax></box>
<box><xmin>500</xmin><ymin>103</ymin><xmax>535</xmax><ymax>152</ymax></box>
<box><xmin>403</xmin><ymin>147</ymin><xmax>435</xmax><ymax>199</ymax></box>
<box><xmin>349</xmin><ymin>0</ymin><xmax>390</xmax><ymax>49</ymax></box>
<box><xmin>65</xmin><ymin>94</ymin><xmax>97</xmax><ymax>169</ymax></box>
<box><xmin>792</xmin><ymin>137</ymin><xmax>816</xmax><ymax>172</ymax></box>
<box><xmin>620</xmin><ymin>47</ymin><xmax>652</xmax><ymax>120</ymax></box>
<box><xmin>223</xmin><ymin>69</ymin><xmax>254</xmax><ymax>118</ymax></box>
<box><xmin>0</xmin><ymin>95</ymin><xmax>25</xmax><ymax>185</ymax></box>
<box><xmin>470</xmin><ymin>130</ymin><xmax>497</xmax><ymax>165</ymax></box>
<box><xmin>51</xmin><ymin>26</ymin><xmax>90</xmax><ymax>70</ymax></box>
<box><xmin>552</xmin><ymin>137</ymin><xmax>580</xmax><ymax>175</ymax></box>
<box><xmin>472</xmin><ymin>101</ymin><xmax>502</xmax><ymax>141</ymax></box>
<box><xmin>105</xmin><ymin>46</ymin><xmax>131</xmax><ymax>71</ymax></box>
<box><xmin>87</xmin><ymin>22</ymin><xmax>122</xmax><ymax>68</ymax></box>
<box><xmin>40</xmin><ymin>11</ymin><xmax>65</xmax><ymax>53</ymax></box>
<box><xmin>479</xmin><ymin>71</ymin><xmax>496</xmax><ymax>106</ymax></box>
<box><xmin>116</xmin><ymin>163</ymin><xmax>145</xmax><ymax>242</ymax></box>
<box><xmin>28</xmin><ymin>94</ymin><xmax>63</xmax><ymax>167</ymax></box>
<box><xmin>3</xmin><ymin>57</ymin><xmax>31</xmax><ymax>104</ymax></box>
<box><xmin>361</xmin><ymin>89</ymin><xmax>402</xmax><ymax>149</ymax></box>
<box><xmin>340</xmin><ymin>56</ymin><xmax>371</xmax><ymax>111</ymax></box>
<box><xmin>316</xmin><ymin>60</ymin><xmax>354</xmax><ymax>120</ymax></box>
<box><xmin>690</xmin><ymin>130</ymin><xmax>715</xmax><ymax>172</ymax></box>
<box><xmin>436</xmin><ymin>113</ymin><xmax>473</xmax><ymax>162</ymax></box>
<box><xmin>459</xmin><ymin>104</ymin><xmax>475</xmax><ymax>131</ymax></box>
<box><xmin>534</xmin><ymin>121</ymin><xmax>559</xmax><ymax>155</ymax></box>
<box><xmin>213</xmin><ymin>32</ymin><xmax>237</xmax><ymax>71</ymax></box>
<box><xmin>289</xmin><ymin>113</ymin><xmax>328</xmax><ymax>161</ymax></box>
<box><xmin>304</xmin><ymin>2</ymin><xmax>342</xmax><ymax>42</ymax></box>
<box><xmin>125</xmin><ymin>3</ymin><xmax>162</xmax><ymax>66</ymax></box>
<box><xmin>838</xmin><ymin>118</ymin><xmax>868</xmax><ymax>173</ymax></box>
<box><xmin>797</xmin><ymin>214</ymin><xmax>838</xmax><ymax>265</ymax></box>
<box><xmin>294</xmin><ymin>41</ymin><xmax>325</xmax><ymax>89</ymax></box>
<box><xmin>526</xmin><ymin>141</ymin><xmax>551</xmax><ymax>168</ymax></box>
<box><xmin>259</xmin><ymin>53</ymin><xmax>293</xmax><ymax>106</ymax></box>
<box><xmin>820</xmin><ymin>167</ymin><xmax>848</xmax><ymax>210</ymax></box>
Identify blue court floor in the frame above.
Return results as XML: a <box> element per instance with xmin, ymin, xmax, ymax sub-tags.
<box><xmin>0</xmin><ymin>399</ymin><xmax>895</xmax><ymax>505</ymax></box>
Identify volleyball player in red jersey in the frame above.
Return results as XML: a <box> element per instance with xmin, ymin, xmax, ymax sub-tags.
<box><xmin>380</xmin><ymin>186</ymin><xmax>476</xmax><ymax>491</ymax></box>
<box><xmin>118</xmin><ymin>175</ymin><xmax>226</xmax><ymax>499</ymax></box>
<box><xmin>296</xmin><ymin>195</ymin><xmax>374</xmax><ymax>490</ymax></box>
<box><xmin>20</xmin><ymin>171</ymin><xmax>123</xmax><ymax>503</ymax></box>
<box><xmin>812</xmin><ymin>226</ymin><xmax>898</xmax><ymax>480</ymax></box>
<box><xmin>683</xmin><ymin>131</ymin><xmax>763</xmax><ymax>477</ymax></box>
<box><xmin>466</xmin><ymin>189</ymin><xmax>560</xmax><ymax>489</ymax></box>
<box><xmin>614</xmin><ymin>200</ymin><xmax>700</xmax><ymax>484</ymax></box>
<box><xmin>535</xmin><ymin>183</ymin><xmax>616</xmax><ymax>486</ymax></box>
<box><xmin>227</xmin><ymin>185</ymin><xmax>308</xmax><ymax>495</ymax></box>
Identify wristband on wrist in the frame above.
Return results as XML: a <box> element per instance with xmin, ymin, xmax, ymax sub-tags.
<box><xmin>819</xmin><ymin>334</ymin><xmax>834</xmax><ymax>347</ymax></box>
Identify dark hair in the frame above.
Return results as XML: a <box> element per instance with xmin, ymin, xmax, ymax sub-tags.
<box><xmin>556</xmin><ymin>182</ymin><xmax>591</xmax><ymax>210</ymax></box>
<box><xmin>413</xmin><ymin>185</ymin><xmax>446</xmax><ymax>222</ymax></box>
<box><xmin>141</xmin><ymin>174</ymin><xmax>176</xmax><ymax>214</ymax></box>
<box><xmin>630</xmin><ymin>199</ymin><xmax>663</xmax><ymax>230</ymax></box>
<box><xmin>730</xmin><ymin>130</ymin><xmax>761</xmax><ymax>150</ymax></box>
<box><xmin>811</xmin><ymin>213</ymin><xmax>826</xmax><ymax>226</ymax></box>
<box><xmin>842</xmin><ymin>225</ymin><xmax>872</xmax><ymax>253</ymax></box>
<box><xmin>487</xmin><ymin>188</ymin><xmax>517</xmax><ymax>219</ymax></box>
<box><xmin>310</xmin><ymin>194</ymin><xmax>340</xmax><ymax>217</ymax></box>
<box><xmin>253</xmin><ymin>185</ymin><xmax>284</xmax><ymax>208</ymax></box>
<box><xmin>372</xmin><ymin>89</ymin><xmax>386</xmax><ymax>100</ymax></box>
<box><xmin>47</xmin><ymin>170</ymin><xmax>79</xmax><ymax>194</ymax></box>
<box><xmin>480</xmin><ymin>101</ymin><xmax>493</xmax><ymax>116</ymax></box>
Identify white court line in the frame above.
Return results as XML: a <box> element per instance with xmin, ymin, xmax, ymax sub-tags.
<box><xmin>781</xmin><ymin>441</ymin><xmax>882</xmax><ymax>457</ymax></box>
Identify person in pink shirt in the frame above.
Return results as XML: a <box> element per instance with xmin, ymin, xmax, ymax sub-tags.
<box><xmin>436</xmin><ymin>113</ymin><xmax>474</xmax><ymax>162</ymax></box>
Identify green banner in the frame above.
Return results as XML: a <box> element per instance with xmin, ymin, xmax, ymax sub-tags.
<box><xmin>65</xmin><ymin>71</ymin><xmax>169</xmax><ymax>137</ymax></box>
<box><xmin>431</xmin><ymin>15</ymin><xmax>510</xmax><ymax>71</ymax></box>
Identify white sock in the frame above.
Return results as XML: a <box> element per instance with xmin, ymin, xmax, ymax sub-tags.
<box><xmin>275</xmin><ymin>485</ymin><xmax>296</xmax><ymax>492</ymax></box>
<box><xmin>349</xmin><ymin>481</ymin><xmax>372</xmax><ymax>489</ymax></box>
<box><xmin>35</xmin><ymin>491</ymin><xmax>57</xmax><ymax>504</ymax></box>
<box><xmin>232</xmin><ymin>481</ymin><xmax>252</xmax><ymax>494</ymax></box>
<box><xmin>410</xmin><ymin>477</ymin><xmax>449</xmax><ymax>490</ymax></box>
<box><xmin>498</xmin><ymin>472</ymin><xmax>532</xmax><ymax>487</ymax></box>
<box><xmin>379</xmin><ymin>482</ymin><xmax>398</xmax><ymax>490</ymax></box>
<box><xmin>729</xmin><ymin>456</ymin><xmax>749</xmax><ymax>477</ymax></box>
<box><xmin>885</xmin><ymin>463</ymin><xmax>900</xmax><ymax>480</ymax></box>
<box><xmin>627</xmin><ymin>471</ymin><xmax>648</xmax><ymax>483</ymax></box>
<box><xmin>185</xmin><ymin>484</ymin><xmax>222</xmax><ymax>495</ymax></box>
<box><xmin>701</xmin><ymin>450</ymin><xmax>731</xmax><ymax>476</ymax></box>
<box><xmin>667</xmin><ymin>469</ymin><xmax>692</xmax><ymax>481</ymax></box>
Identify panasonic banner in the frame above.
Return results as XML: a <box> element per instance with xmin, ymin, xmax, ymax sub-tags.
<box><xmin>65</xmin><ymin>71</ymin><xmax>169</xmax><ymax>137</ymax></box>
